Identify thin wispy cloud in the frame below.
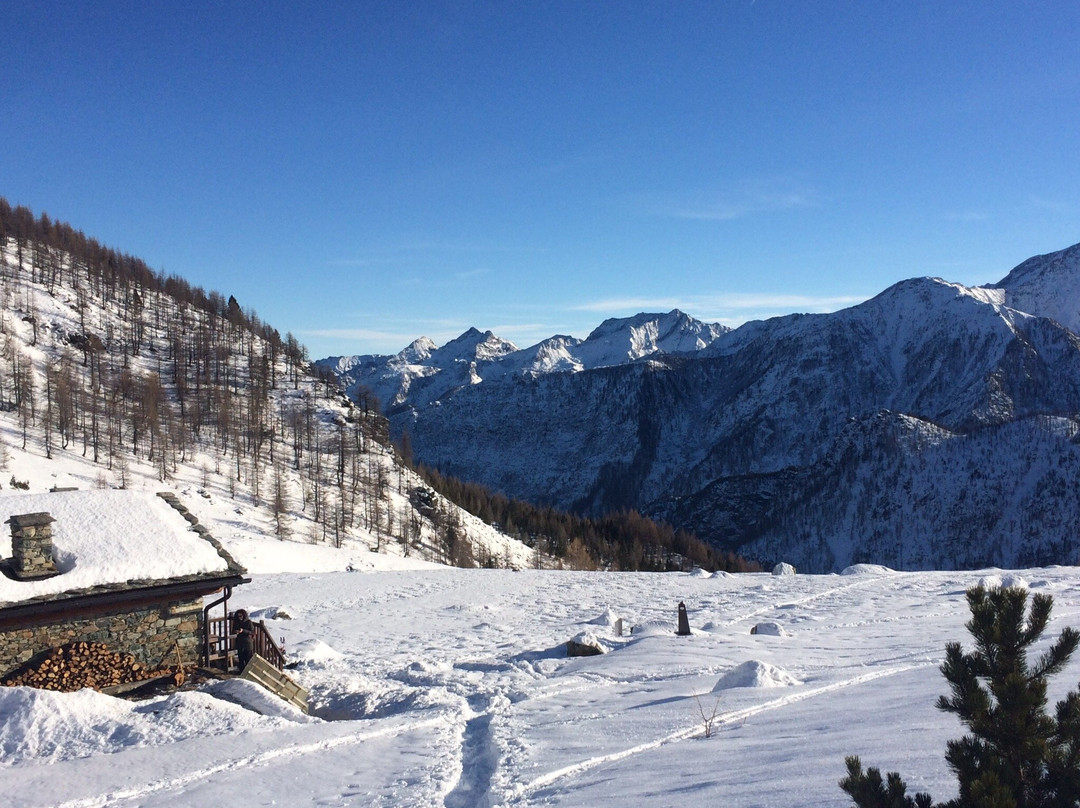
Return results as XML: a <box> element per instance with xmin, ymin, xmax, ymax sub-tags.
<box><xmin>301</xmin><ymin>327</ymin><xmax>416</xmax><ymax>345</ymax></box>
<box><xmin>454</xmin><ymin>267</ymin><xmax>489</xmax><ymax>281</ymax></box>
<box><xmin>576</xmin><ymin>292</ymin><xmax>866</xmax><ymax>315</ymax></box>
<box><xmin>396</xmin><ymin>269</ymin><xmax>490</xmax><ymax>289</ymax></box>
<box><xmin>1025</xmin><ymin>196</ymin><xmax>1072</xmax><ymax>215</ymax></box>
<box><xmin>302</xmin><ymin>288</ymin><xmax>873</xmax><ymax>355</ymax></box>
<box><xmin>646</xmin><ymin>178</ymin><xmax>818</xmax><ymax>222</ymax></box>
<box><xmin>337</xmin><ymin>240</ymin><xmax>543</xmax><ymax>263</ymax></box>
<box><xmin>943</xmin><ymin>211</ymin><xmax>990</xmax><ymax>223</ymax></box>
<box><xmin>667</xmin><ymin>191</ymin><xmax>814</xmax><ymax>221</ymax></box>
<box><xmin>324</xmin><ymin>258</ymin><xmax>379</xmax><ymax>268</ymax></box>
<box><xmin>303</xmin><ymin>315</ymin><xmax>499</xmax><ymax>354</ymax></box>
<box><xmin>574</xmin><ymin>296</ymin><xmax>687</xmax><ymax>313</ymax></box>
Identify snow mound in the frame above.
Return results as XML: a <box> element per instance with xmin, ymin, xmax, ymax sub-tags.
<box><xmin>632</xmin><ymin>620</ymin><xmax>679</xmax><ymax>637</ymax></box>
<box><xmin>750</xmin><ymin>621</ymin><xmax>789</xmax><ymax>637</ymax></box>
<box><xmin>841</xmin><ymin>564</ymin><xmax>895</xmax><ymax>576</ymax></box>
<box><xmin>978</xmin><ymin>573</ymin><xmax>1029</xmax><ymax>590</ymax></box>
<box><xmin>772</xmin><ymin>562</ymin><xmax>797</xmax><ymax>576</ymax></box>
<box><xmin>711</xmin><ymin>661</ymin><xmax>801</xmax><ymax>691</ymax></box>
<box><xmin>710</xmin><ymin>570</ymin><xmax>734</xmax><ymax>579</ymax></box>
<box><xmin>688</xmin><ymin>567</ymin><xmax>711</xmax><ymax>578</ymax></box>
<box><xmin>203</xmin><ymin>679</ymin><xmax>317</xmax><ymax>722</ymax></box>
<box><xmin>569</xmin><ymin>631</ymin><xmax>614</xmax><ymax>653</ymax></box>
<box><xmin>584</xmin><ymin>607</ymin><xmax>622</xmax><ymax>627</ymax></box>
<box><xmin>405</xmin><ymin>659</ymin><xmax>453</xmax><ymax>676</ymax></box>
<box><xmin>287</xmin><ymin>638</ymin><xmax>345</xmax><ymax>665</ymax></box>
<box><xmin>0</xmin><ymin>686</ymin><xmax>295</xmax><ymax>766</ymax></box>
<box><xmin>250</xmin><ymin>606</ymin><xmax>293</xmax><ymax>620</ymax></box>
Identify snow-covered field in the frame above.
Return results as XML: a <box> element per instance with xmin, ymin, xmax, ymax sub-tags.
<box><xmin>5</xmin><ymin>561</ymin><xmax>1079</xmax><ymax>807</ymax></box>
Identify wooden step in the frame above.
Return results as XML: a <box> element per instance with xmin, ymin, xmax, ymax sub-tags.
<box><xmin>239</xmin><ymin>654</ymin><xmax>309</xmax><ymax>713</ymax></box>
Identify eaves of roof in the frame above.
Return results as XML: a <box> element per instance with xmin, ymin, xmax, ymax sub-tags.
<box><xmin>0</xmin><ymin>571</ymin><xmax>251</xmax><ymax>631</ymax></box>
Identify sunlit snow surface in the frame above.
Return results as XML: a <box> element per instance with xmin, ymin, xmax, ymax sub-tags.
<box><xmin>4</xmin><ymin>565</ymin><xmax>1080</xmax><ymax>807</ymax></box>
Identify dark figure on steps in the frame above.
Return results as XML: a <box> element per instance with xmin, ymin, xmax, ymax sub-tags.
<box><xmin>233</xmin><ymin>608</ymin><xmax>255</xmax><ymax>671</ymax></box>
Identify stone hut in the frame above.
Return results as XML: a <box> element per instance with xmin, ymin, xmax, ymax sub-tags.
<box><xmin>0</xmin><ymin>490</ymin><xmax>248</xmax><ymax>681</ymax></box>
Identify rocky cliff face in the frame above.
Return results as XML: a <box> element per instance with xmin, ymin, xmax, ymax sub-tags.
<box><xmin>320</xmin><ymin>244</ymin><xmax>1080</xmax><ymax>571</ymax></box>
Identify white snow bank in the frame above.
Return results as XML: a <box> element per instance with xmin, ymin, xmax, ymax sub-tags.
<box><xmin>978</xmin><ymin>572</ymin><xmax>1029</xmax><ymax>590</ymax></box>
<box><xmin>0</xmin><ymin>685</ymin><xmax>297</xmax><ymax>766</ymax></box>
<box><xmin>772</xmin><ymin>562</ymin><xmax>797</xmax><ymax>576</ymax></box>
<box><xmin>631</xmin><ymin>620</ymin><xmax>679</xmax><ymax>637</ymax></box>
<box><xmin>0</xmin><ymin>490</ymin><xmax>230</xmax><ymax>606</ymax></box>
<box><xmin>841</xmin><ymin>564</ymin><xmax>895</xmax><ymax>576</ymax></box>
<box><xmin>288</xmin><ymin>638</ymin><xmax>345</xmax><ymax>665</ymax></box>
<box><xmin>250</xmin><ymin>606</ymin><xmax>293</xmax><ymax>620</ymax></box>
<box><xmin>568</xmin><ymin>631</ymin><xmax>615</xmax><ymax>654</ymax></box>
<box><xmin>711</xmin><ymin>660</ymin><xmax>801</xmax><ymax>691</ymax></box>
<box><xmin>584</xmin><ymin>607</ymin><xmax>622</xmax><ymax>628</ymax></box>
<box><xmin>202</xmin><ymin>679</ymin><xmax>318</xmax><ymax>722</ymax></box>
<box><xmin>750</xmin><ymin>621</ymin><xmax>789</xmax><ymax>637</ymax></box>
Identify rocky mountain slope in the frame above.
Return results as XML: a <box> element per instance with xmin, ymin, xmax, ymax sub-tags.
<box><xmin>322</xmin><ymin>243</ymin><xmax>1080</xmax><ymax>572</ymax></box>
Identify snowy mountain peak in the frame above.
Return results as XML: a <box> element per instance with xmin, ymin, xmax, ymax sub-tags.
<box><xmin>580</xmin><ymin>309</ymin><xmax>728</xmax><ymax>366</ymax></box>
<box><xmin>990</xmin><ymin>241</ymin><xmax>1080</xmax><ymax>333</ymax></box>
<box><xmin>512</xmin><ymin>335</ymin><xmax>586</xmax><ymax>376</ymax></box>
<box><xmin>396</xmin><ymin>336</ymin><xmax>437</xmax><ymax>364</ymax></box>
<box><xmin>322</xmin><ymin>354</ymin><xmax>364</xmax><ymax>375</ymax></box>
<box><xmin>864</xmin><ymin>275</ymin><xmax>986</xmax><ymax>309</ymax></box>
<box><xmin>434</xmin><ymin>327</ymin><xmax>518</xmax><ymax>365</ymax></box>
<box><xmin>993</xmin><ymin>241</ymin><xmax>1080</xmax><ymax>288</ymax></box>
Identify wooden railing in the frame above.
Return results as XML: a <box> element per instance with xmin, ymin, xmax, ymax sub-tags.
<box><xmin>205</xmin><ymin>616</ymin><xmax>286</xmax><ymax>672</ymax></box>
<box><xmin>250</xmin><ymin>621</ymin><xmax>286</xmax><ymax>670</ymax></box>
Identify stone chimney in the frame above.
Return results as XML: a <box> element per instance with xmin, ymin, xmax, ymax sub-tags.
<box><xmin>6</xmin><ymin>512</ymin><xmax>58</xmax><ymax>580</ymax></box>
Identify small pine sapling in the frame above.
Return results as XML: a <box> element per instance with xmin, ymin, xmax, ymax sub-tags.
<box><xmin>840</xmin><ymin>585</ymin><xmax>1080</xmax><ymax>808</ymax></box>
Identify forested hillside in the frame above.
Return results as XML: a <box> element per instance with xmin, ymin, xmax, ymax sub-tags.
<box><xmin>413</xmin><ymin>463</ymin><xmax>759</xmax><ymax>572</ymax></box>
<box><xmin>0</xmin><ymin>200</ymin><xmax>724</xmax><ymax>572</ymax></box>
<box><xmin>0</xmin><ymin>199</ymin><xmax>526</xmax><ymax>567</ymax></box>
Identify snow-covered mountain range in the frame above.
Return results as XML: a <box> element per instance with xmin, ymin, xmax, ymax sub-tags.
<box><xmin>320</xmin><ymin>242</ymin><xmax>1080</xmax><ymax>572</ymax></box>
<box><xmin>322</xmin><ymin>309</ymin><xmax>728</xmax><ymax>411</ymax></box>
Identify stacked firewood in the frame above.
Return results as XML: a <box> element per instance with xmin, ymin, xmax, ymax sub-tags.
<box><xmin>1</xmin><ymin>642</ymin><xmax>183</xmax><ymax>692</ymax></box>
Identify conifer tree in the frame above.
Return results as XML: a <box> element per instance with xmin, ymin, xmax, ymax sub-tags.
<box><xmin>841</xmin><ymin>585</ymin><xmax>1080</xmax><ymax>808</ymax></box>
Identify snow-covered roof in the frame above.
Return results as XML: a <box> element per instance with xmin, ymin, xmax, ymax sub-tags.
<box><xmin>0</xmin><ymin>490</ymin><xmax>238</xmax><ymax>607</ymax></box>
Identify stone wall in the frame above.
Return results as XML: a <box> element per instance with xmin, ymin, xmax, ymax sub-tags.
<box><xmin>0</xmin><ymin>596</ymin><xmax>204</xmax><ymax>679</ymax></box>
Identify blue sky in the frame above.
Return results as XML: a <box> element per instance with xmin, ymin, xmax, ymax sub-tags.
<box><xmin>4</xmin><ymin>2</ymin><xmax>1079</xmax><ymax>358</ymax></box>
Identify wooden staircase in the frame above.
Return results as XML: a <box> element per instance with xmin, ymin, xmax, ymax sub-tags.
<box><xmin>205</xmin><ymin>616</ymin><xmax>286</xmax><ymax>671</ymax></box>
<box><xmin>204</xmin><ymin>615</ymin><xmax>307</xmax><ymax>713</ymax></box>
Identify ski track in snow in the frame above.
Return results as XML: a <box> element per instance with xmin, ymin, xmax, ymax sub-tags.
<box><xmin>509</xmin><ymin>661</ymin><xmax>934</xmax><ymax>803</ymax></box>
<box><xmin>48</xmin><ymin>716</ymin><xmax>448</xmax><ymax>808</ymax></box>
<box><xmin>720</xmin><ymin>575</ymin><xmax>881</xmax><ymax>626</ymax></box>
<box><xmin>443</xmin><ymin>694</ymin><xmax>508</xmax><ymax>808</ymax></box>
